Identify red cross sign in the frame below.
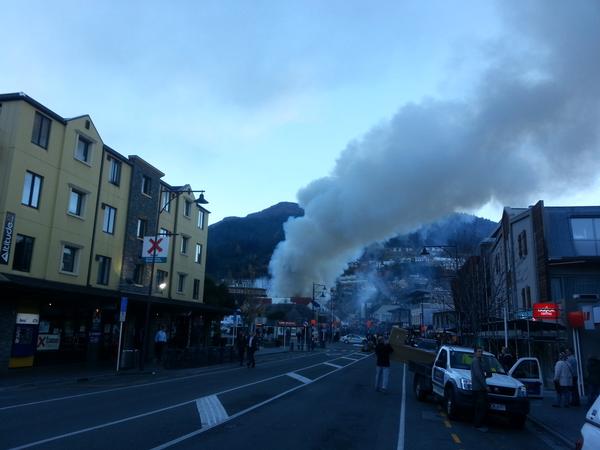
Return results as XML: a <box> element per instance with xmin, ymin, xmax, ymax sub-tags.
<box><xmin>142</xmin><ymin>236</ymin><xmax>170</xmax><ymax>263</ymax></box>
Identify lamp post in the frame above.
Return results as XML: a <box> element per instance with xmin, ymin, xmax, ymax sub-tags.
<box><xmin>312</xmin><ymin>283</ymin><xmax>326</xmax><ymax>347</ymax></box>
<box><xmin>420</xmin><ymin>245</ymin><xmax>459</xmax><ymax>337</ymax></box>
<box><xmin>139</xmin><ymin>187</ymin><xmax>208</xmax><ymax>371</ymax></box>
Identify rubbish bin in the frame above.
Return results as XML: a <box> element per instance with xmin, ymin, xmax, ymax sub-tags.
<box><xmin>120</xmin><ymin>349</ymin><xmax>139</xmax><ymax>370</ymax></box>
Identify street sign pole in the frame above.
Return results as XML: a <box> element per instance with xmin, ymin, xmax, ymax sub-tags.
<box><xmin>116</xmin><ymin>297</ymin><xmax>128</xmax><ymax>372</ymax></box>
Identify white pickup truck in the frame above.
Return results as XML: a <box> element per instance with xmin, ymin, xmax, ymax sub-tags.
<box><xmin>411</xmin><ymin>345</ymin><xmax>530</xmax><ymax>428</ymax></box>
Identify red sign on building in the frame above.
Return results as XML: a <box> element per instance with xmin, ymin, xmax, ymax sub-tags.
<box><xmin>533</xmin><ymin>303</ymin><xmax>560</xmax><ymax>319</ymax></box>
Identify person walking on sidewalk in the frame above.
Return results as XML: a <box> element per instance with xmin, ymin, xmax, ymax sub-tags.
<box><xmin>471</xmin><ymin>345</ymin><xmax>490</xmax><ymax>432</ymax></box>
<box><xmin>566</xmin><ymin>348</ymin><xmax>580</xmax><ymax>406</ymax></box>
<box><xmin>499</xmin><ymin>347</ymin><xmax>514</xmax><ymax>372</ymax></box>
<box><xmin>374</xmin><ymin>336</ymin><xmax>394</xmax><ymax>392</ymax></box>
<box><xmin>154</xmin><ymin>326</ymin><xmax>167</xmax><ymax>365</ymax></box>
<box><xmin>553</xmin><ymin>352</ymin><xmax>572</xmax><ymax>408</ymax></box>
<box><xmin>236</xmin><ymin>332</ymin><xmax>246</xmax><ymax>366</ymax></box>
<box><xmin>246</xmin><ymin>331</ymin><xmax>258</xmax><ymax>368</ymax></box>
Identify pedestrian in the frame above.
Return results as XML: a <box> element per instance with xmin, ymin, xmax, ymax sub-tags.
<box><xmin>236</xmin><ymin>331</ymin><xmax>246</xmax><ymax>366</ymax></box>
<box><xmin>586</xmin><ymin>354</ymin><xmax>600</xmax><ymax>407</ymax></box>
<box><xmin>246</xmin><ymin>331</ymin><xmax>258</xmax><ymax>368</ymax></box>
<box><xmin>565</xmin><ymin>348</ymin><xmax>580</xmax><ymax>406</ymax></box>
<box><xmin>499</xmin><ymin>347</ymin><xmax>514</xmax><ymax>372</ymax></box>
<box><xmin>471</xmin><ymin>345</ymin><xmax>489</xmax><ymax>432</ymax></box>
<box><xmin>154</xmin><ymin>326</ymin><xmax>167</xmax><ymax>365</ymax></box>
<box><xmin>553</xmin><ymin>352</ymin><xmax>572</xmax><ymax>408</ymax></box>
<box><xmin>374</xmin><ymin>336</ymin><xmax>394</xmax><ymax>392</ymax></box>
<box><xmin>297</xmin><ymin>330</ymin><xmax>304</xmax><ymax>351</ymax></box>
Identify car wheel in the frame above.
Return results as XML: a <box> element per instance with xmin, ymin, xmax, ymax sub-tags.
<box><xmin>444</xmin><ymin>387</ymin><xmax>458</xmax><ymax>419</ymax></box>
<box><xmin>414</xmin><ymin>375</ymin><xmax>428</xmax><ymax>402</ymax></box>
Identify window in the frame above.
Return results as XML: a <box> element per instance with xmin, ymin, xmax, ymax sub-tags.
<box><xmin>102</xmin><ymin>204</ymin><xmax>116</xmax><ymax>234</ymax></box>
<box><xmin>160</xmin><ymin>190</ymin><xmax>171</xmax><ymax>213</ymax></box>
<box><xmin>12</xmin><ymin>234</ymin><xmax>34</xmax><ymax>272</ymax></box>
<box><xmin>96</xmin><ymin>255</ymin><xmax>111</xmax><ymax>285</ymax></box>
<box><xmin>184</xmin><ymin>200</ymin><xmax>192</xmax><ymax>217</ymax></box>
<box><xmin>133</xmin><ymin>264</ymin><xmax>144</xmax><ymax>285</ymax></box>
<box><xmin>142</xmin><ymin>175</ymin><xmax>152</xmax><ymax>196</ymax></box>
<box><xmin>181</xmin><ymin>236</ymin><xmax>189</xmax><ymax>254</ymax></box>
<box><xmin>157</xmin><ymin>270</ymin><xmax>168</xmax><ymax>291</ymax></box>
<box><xmin>68</xmin><ymin>188</ymin><xmax>86</xmax><ymax>216</ymax></box>
<box><xmin>571</xmin><ymin>218</ymin><xmax>600</xmax><ymax>256</ymax></box>
<box><xmin>518</xmin><ymin>231</ymin><xmax>528</xmax><ymax>258</ymax></box>
<box><xmin>75</xmin><ymin>135</ymin><xmax>92</xmax><ymax>163</ymax></box>
<box><xmin>197</xmin><ymin>210</ymin><xmax>205</xmax><ymax>229</ymax></box>
<box><xmin>31</xmin><ymin>112</ymin><xmax>51</xmax><ymax>149</ymax></box>
<box><xmin>435</xmin><ymin>349</ymin><xmax>447</xmax><ymax>369</ymax></box>
<box><xmin>137</xmin><ymin>218</ymin><xmax>147</xmax><ymax>239</ymax></box>
<box><xmin>193</xmin><ymin>279</ymin><xmax>200</xmax><ymax>299</ymax></box>
<box><xmin>526</xmin><ymin>286</ymin><xmax>531</xmax><ymax>309</ymax></box>
<box><xmin>21</xmin><ymin>171</ymin><xmax>43</xmax><ymax>208</ymax></box>
<box><xmin>177</xmin><ymin>273</ymin><xmax>187</xmax><ymax>293</ymax></box>
<box><xmin>159</xmin><ymin>227</ymin><xmax>170</xmax><ymax>236</ymax></box>
<box><xmin>108</xmin><ymin>157</ymin><xmax>121</xmax><ymax>185</ymax></box>
<box><xmin>195</xmin><ymin>243</ymin><xmax>202</xmax><ymax>263</ymax></box>
<box><xmin>61</xmin><ymin>245</ymin><xmax>79</xmax><ymax>273</ymax></box>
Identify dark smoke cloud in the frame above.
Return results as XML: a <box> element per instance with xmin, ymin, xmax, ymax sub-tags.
<box><xmin>269</xmin><ymin>0</ymin><xmax>600</xmax><ymax>297</ymax></box>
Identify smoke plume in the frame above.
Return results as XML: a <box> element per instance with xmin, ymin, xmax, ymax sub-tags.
<box><xmin>269</xmin><ymin>1</ymin><xmax>600</xmax><ymax>297</ymax></box>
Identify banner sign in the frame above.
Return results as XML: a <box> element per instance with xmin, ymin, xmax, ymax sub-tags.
<box><xmin>533</xmin><ymin>303</ymin><xmax>560</xmax><ymax>319</ymax></box>
<box><xmin>142</xmin><ymin>236</ymin><xmax>169</xmax><ymax>263</ymax></box>
<box><xmin>120</xmin><ymin>297</ymin><xmax>128</xmax><ymax>322</ymax></box>
<box><xmin>0</xmin><ymin>212</ymin><xmax>15</xmax><ymax>265</ymax></box>
<box><xmin>37</xmin><ymin>334</ymin><xmax>61</xmax><ymax>351</ymax></box>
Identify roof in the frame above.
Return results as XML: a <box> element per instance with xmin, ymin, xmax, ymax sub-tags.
<box><xmin>0</xmin><ymin>92</ymin><xmax>67</xmax><ymax>124</ymax></box>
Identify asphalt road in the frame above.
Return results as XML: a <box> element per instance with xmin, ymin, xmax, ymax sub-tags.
<box><xmin>0</xmin><ymin>344</ymin><xmax>571</xmax><ymax>450</ymax></box>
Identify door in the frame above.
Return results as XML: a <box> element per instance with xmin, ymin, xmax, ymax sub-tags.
<box><xmin>508</xmin><ymin>357</ymin><xmax>544</xmax><ymax>398</ymax></box>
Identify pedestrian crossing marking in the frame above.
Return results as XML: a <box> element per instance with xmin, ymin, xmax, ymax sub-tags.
<box><xmin>286</xmin><ymin>372</ymin><xmax>313</xmax><ymax>384</ymax></box>
<box><xmin>196</xmin><ymin>395</ymin><xmax>228</xmax><ymax>427</ymax></box>
<box><xmin>323</xmin><ymin>362</ymin><xmax>342</xmax><ymax>369</ymax></box>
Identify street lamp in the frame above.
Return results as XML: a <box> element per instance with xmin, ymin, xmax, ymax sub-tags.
<box><xmin>312</xmin><ymin>283</ymin><xmax>326</xmax><ymax>348</ymax></box>
<box><xmin>139</xmin><ymin>187</ymin><xmax>208</xmax><ymax>370</ymax></box>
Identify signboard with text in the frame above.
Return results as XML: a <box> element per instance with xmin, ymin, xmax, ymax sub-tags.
<box><xmin>0</xmin><ymin>212</ymin><xmax>15</xmax><ymax>265</ymax></box>
<box><xmin>533</xmin><ymin>302</ymin><xmax>560</xmax><ymax>320</ymax></box>
<box><xmin>142</xmin><ymin>236</ymin><xmax>170</xmax><ymax>263</ymax></box>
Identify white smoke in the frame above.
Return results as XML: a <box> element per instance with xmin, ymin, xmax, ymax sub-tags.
<box><xmin>269</xmin><ymin>0</ymin><xmax>600</xmax><ymax>297</ymax></box>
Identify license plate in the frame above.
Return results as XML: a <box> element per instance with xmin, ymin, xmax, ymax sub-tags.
<box><xmin>490</xmin><ymin>403</ymin><xmax>506</xmax><ymax>411</ymax></box>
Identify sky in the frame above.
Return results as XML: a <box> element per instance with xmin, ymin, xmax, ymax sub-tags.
<box><xmin>2</xmin><ymin>2</ymin><xmax>599</xmax><ymax>232</ymax></box>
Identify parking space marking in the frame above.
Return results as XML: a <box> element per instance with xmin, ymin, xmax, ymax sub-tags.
<box><xmin>286</xmin><ymin>372</ymin><xmax>313</xmax><ymax>384</ymax></box>
<box><xmin>196</xmin><ymin>395</ymin><xmax>228</xmax><ymax>427</ymax></box>
<box><xmin>323</xmin><ymin>362</ymin><xmax>342</xmax><ymax>369</ymax></box>
<box><xmin>451</xmin><ymin>433</ymin><xmax>461</xmax><ymax>444</ymax></box>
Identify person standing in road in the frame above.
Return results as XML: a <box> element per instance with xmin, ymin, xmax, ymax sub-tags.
<box><xmin>471</xmin><ymin>346</ymin><xmax>489</xmax><ymax>432</ymax></box>
<box><xmin>374</xmin><ymin>336</ymin><xmax>394</xmax><ymax>392</ymax></box>
<box><xmin>236</xmin><ymin>332</ymin><xmax>246</xmax><ymax>366</ymax></box>
<box><xmin>553</xmin><ymin>352</ymin><xmax>573</xmax><ymax>408</ymax></box>
<box><xmin>565</xmin><ymin>348</ymin><xmax>580</xmax><ymax>406</ymax></box>
<box><xmin>154</xmin><ymin>326</ymin><xmax>167</xmax><ymax>365</ymax></box>
<box><xmin>499</xmin><ymin>347</ymin><xmax>514</xmax><ymax>372</ymax></box>
<box><xmin>246</xmin><ymin>331</ymin><xmax>258</xmax><ymax>368</ymax></box>
<box><xmin>586</xmin><ymin>355</ymin><xmax>600</xmax><ymax>407</ymax></box>
<box><xmin>297</xmin><ymin>330</ymin><xmax>304</xmax><ymax>351</ymax></box>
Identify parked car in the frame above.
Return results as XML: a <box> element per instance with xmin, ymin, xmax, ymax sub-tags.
<box><xmin>341</xmin><ymin>334</ymin><xmax>366</xmax><ymax>344</ymax></box>
<box><xmin>577</xmin><ymin>393</ymin><xmax>600</xmax><ymax>450</ymax></box>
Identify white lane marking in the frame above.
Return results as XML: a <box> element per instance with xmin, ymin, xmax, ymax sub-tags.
<box><xmin>196</xmin><ymin>395</ymin><xmax>228</xmax><ymax>427</ymax></box>
<box><xmin>0</xmin><ymin>352</ymin><xmax>321</xmax><ymax>411</ymax></box>
<box><xmin>286</xmin><ymin>372</ymin><xmax>312</xmax><ymax>384</ymax></box>
<box><xmin>7</xmin><ymin>353</ymin><xmax>360</xmax><ymax>449</ymax></box>
<box><xmin>396</xmin><ymin>363</ymin><xmax>407</xmax><ymax>450</ymax></box>
<box><xmin>339</xmin><ymin>356</ymin><xmax>360</xmax><ymax>361</ymax></box>
<box><xmin>149</xmin><ymin>355</ymin><xmax>369</xmax><ymax>450</ymax></box>
<box><xmin>323</xmin><ymin>362</ymin><xmax>342</xmax><ymax>369</ymax></box>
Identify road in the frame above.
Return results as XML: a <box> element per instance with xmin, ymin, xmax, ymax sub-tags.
<box><xmin>0</xmin><ymin>344</ymin><xmax>569</xmax><ymax>450</ymax></box>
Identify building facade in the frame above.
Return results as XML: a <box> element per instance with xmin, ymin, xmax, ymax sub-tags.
<box><xmin>0</xmin><ymin>92</ymin><xmax>220</xmax><ymax>371</ymax></box>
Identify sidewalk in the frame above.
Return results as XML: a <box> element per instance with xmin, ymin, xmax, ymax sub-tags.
<box><xmin>0</xmin><ymin>345</ymin><xmax>294</xmax><ymax>390</ymax></box>
<box><xmin>527</xmin><ymin>390</ymin><xmax>589</xmax><ymax>447</ymax></box>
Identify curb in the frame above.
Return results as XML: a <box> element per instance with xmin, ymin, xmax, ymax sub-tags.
<box><xmin>527</xmin><ymin>414</ymin><xmax>575</xmax><ymax>448</ymax></box>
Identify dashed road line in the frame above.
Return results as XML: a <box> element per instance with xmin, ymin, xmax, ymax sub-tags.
<box><xmin>196</xmin><ymin>395</ymin><xmax>228</xmax><ymax>427</ymax></box>
<box><xmin>323</xmin><ymin>362</ymin><xmax>342</xmax><ymax>369</ymax></box>
<box><xmin>286</xmin><ymin>372</ymin><xmax>312</xmax><ymax>384</ymax></box>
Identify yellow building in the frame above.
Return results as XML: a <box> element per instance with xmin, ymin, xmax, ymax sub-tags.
<box><xmin>0</xmin><ymin>93</ymin><xmax>220</xmax><ymax>371</ymax></box>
